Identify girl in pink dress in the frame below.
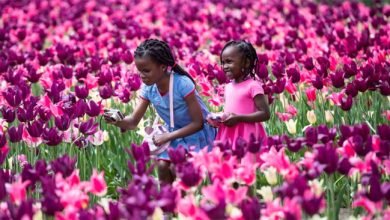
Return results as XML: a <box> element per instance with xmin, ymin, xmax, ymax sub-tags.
<box><xmin>215</xmin><ymin>40</ymin><xmax>270</xmax><ymax>148</ymax></box>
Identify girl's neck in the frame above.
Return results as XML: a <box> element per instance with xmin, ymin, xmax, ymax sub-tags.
<box><xmin>156</xmin><ymin>73</ymin><xmax>170</xmax><ymax>94</ymax></box>
<box><xmin>234</xmin><ymin>74</ymin><xmax>250</xmax><ymax>83</ymax></box>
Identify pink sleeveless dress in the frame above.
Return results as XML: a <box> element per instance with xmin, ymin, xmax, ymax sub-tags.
<box><xmin>216</xmin><ymin>78</ymin><xmax>267</xmax><ymax>148</ymax></box>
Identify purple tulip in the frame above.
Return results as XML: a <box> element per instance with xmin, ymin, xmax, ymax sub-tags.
<box><xmin>1</xmin><ymin>106</ymin><xmax>16</xmax><ymax>123</ymax></box>
<box><xmin>312</xmin><ymin>75</ymin><xmax>323</xmax><ymax>90</ymax></box>
<box><xmin>7</xmin><ymin>199</ymin><xmax>34</xmax><ymax>220</ymax></box>
<box><xmin>122</xmin><ymin>50</ymin><xmax>134</xmax><ymax>64</ymax></box>
<box><xmin>26</xmin><ymin>119</ymin><xmax>44</xmax><ymax>138</ymax></box>
<box><xmin>377</xmin><ymin>124</ymin><xmax>390</xmax><ymax>141</ymax></box>
<box><xmin>60</xmin><ymin>65</ymin><xmax>73</xmax><ymax>79</ymax></box>
<box><xmin>128</xmin><ymin>142</ymin><xmax>151</xmax><ymax>163</ymax></box>
<box><xmin>177</xmin><ymin>162</ymin><xmax>201</xmax><ymax>187</ymax></box>
<box><xmin>353</xmin><ymin>135</ymin><xmax>372</xmax><ymax>157</ymax></box>
<box><xmin>0</xmin><ymin>132</ymin><xmax>6</xmax><ymax>148</ymax></box>
<box><xmin>38</xmin><ymin>52</ymin><xmax>49</xmax><ymax>66</ymax></box>
<box><xmin>74</xmin><ymin>99</ymin><xmax>88</xmax><ymax>118</ymax></box>
<box><xmin>247</xmin><ymin>133</ymin><xmax>262</xmax><ymax>153</ymax></box>
<box><xmin>287</xmin><ymin>138</ymin><xmax>303</xmax><ymax>153</ymax></box>
<box><xmin>302</xmin><ymin>194</ymin><xmax>323</xmax><ymax>216</ymax></box>
<box><xmin>3</xmin><ymin>87</ymin><xmax>23</xmax><ymax>107</ymax></box>
<box><xmin>287</xmin><ymin>68</ymin><xmax>300</xmax><ymax>83</ymax></box>
<box><xmin>41</xmin><ymin>191</ymin><xmax>64</xmax><ymax>215</ymax></box>
<box><xmin>128</xmin><ymin>74</ymin><xmax>142</xmax><ymax>91</ymax></box>
<box><xmin>379</xmin><ymin>81</ymin><xmax>390</xmax><ymax>96</ymax></box>
<box><xmin>4</xmin><ymin>67</ymin><xmax>24</xmax><ymax>85</ymax></box>
<box><xmin>49</xmin><ymin>154</ymin><xmax>76</xmax><ymax>178</ymax></box>
<box><xmin>109</xmin><ymin>51</ymin><xmax>120</xmax><ymax>64</ymax></box>
<box><xmin>56</xmin><ymin>43</ymin><xmax>71</xmax><ymax>62</ymax></box>
<box><xmin>304</xmin><ymin>161</ymin><xmax>326</xmax><ymax>180</ymax></box>
<box><xmin>257</xmin><ymin>63</ymin><xmax>268</xmax><ymax>79</ymax></box>
<box><xmin>47</xmin><ymin>81</ymin><xmax>65</xmax><ymax>104</ymax></box>
<box><xmin>304</xmin><ymin>57</ymin><xmax>315</xmax><ymax>70</ymax></box>
<box><xmin>25</xmin><ymin>65</ymin><xmax>42</xmax><ymax>83</ymax></box>
<box><xmin>17</xmin><ymin>107</ymin><xmax>35</xmax><ymax>123</ymax></box>
<box><xmin>0</xmin><ymin>138</ymin><xmax>8</xmax><ymax>166</ymax></box>
<box><xmin>90</xmin><ymin>56</ymin><xmax>103</xmax><ymax>72</ymax></box>
<box><xmin>316</xmin><ymin>65</ymin><xmax>328</xmax><ymax>77</ymax></box>
<box><xmin>74</xmin><ymin>136</ymin><xmax>89</xmax><ymax>148</ymax></box>
<box><xmin>19</xmin><ymin>81</ymin><xmax>31</xmax><ymax>100</ymax></box>
<box><xmin>340</xmin><ymin>95</ymin><xmax>353</xmax><ymax>111</ymax></box>
<box><xmin>367</xmin><ymin>175</ymin><xmax>383</xmax><ymax>202</ymax></box>
<box><xmin>86</xmin><ymin>100</ymin><xmax>101</xmax><ymax>117</ymax></box>
<box><xmin>75</xmin><ymin>84</ymin><xmax>89</xmax><ymax>99</ymax></box>
<box><xmin>284</xmin><ymin>52</ymin><xmax>295</xmax><ymax>65</ymax></box>
<box><xmin>240</xmin><ymin>198</ymin><xmax>261</xmax><ymax>220</ymax></box>
<box><xmin>75</xmin><ymin>66</ymin><xmax>88</xmax><ymax>80</ymax></box>
<box><xmin>8</xmin><ymin>124</ymin><xmax>24</xmax><ymax>143</ymax></box>
<box><xmin>79</xmin><ymin>210</ymin><xmax>95</xmax><ymax>220</ymax></box>
<box><xmin>316</xmin><ymin>56</ymin><xmax>330</xmax><ymax>70</ymax></box>
<box><xmin>314</xmin><ymin>143</ymin><xmax>338</xmax><ymax>174</ymax></box>
<box><xmin>42</xmin><ymin>127</ymin><xmax>62</xmax><ymax>146</ymax></box>
<box><xmin>0</xmin><ymin>173</ymin><xmax>6</xmax><ymax>200</ymax></box>
<box><xmin>362</xmin><ymin>64</ymin><xmax>374</xmax><ymax>79</ymax></box>
<box><xmin>118</xmin><ymin>88</ymin><xmax>131</xmax><ymax>103</ymax></box>
<box><xmin>271</xmin><ymin>62</ymin><xmax>285</xmax><ymax>78</ymax></box>
<box><xmin>276</xmin><ymin>175</ymin><xmax>309</xmax><ymax>198</ymax></box>
<box><xmin>234</xmin><ymin>137</ymin><xmax>247</xmax><ymax>159</ymax></box>
<box><xmin>343</xmin><ymin>61</ymin><xmax>357</xmax><ymax>78</ymax></box>
<box><xmin>21</xmin><ymin>160</ymin><xmax>47</xmax><ymax>190</ymax></box>
<box><xmin>99</xmin><ymin>83</ymin><xmax>113</xmax><ymax>99</ymax></box>
<box><xmin>202</xmin><ymin>199</ymin><xmax>226</xmax><ymax>220</ymax></box>
<box><xmin>107</xmin><ymin>202</ymin><xmax>121</xmax><ymax>219</ymax></box>
<box><xmin>157</xmin><ymin>184</ymin><xmax>177</xmax><ymax>213</ymax></box>
<box><xmin>330</xmin><ymin>70</ymin><xmax>345</xmax><ymax>88</ymax></box>
<box><xmin>0</xmin><ymin>59</ymin><xmax>8</xmax><ymax>73</ymax></box>
<box><xmin>78</xmin><ymin>118</ymin><xmax>98</xmax><ymax>135</ymax></box>
<box><xmin>382</xmin><ymin>183</ymin><xmax>390</xmax><ymax>203</ymax></box>
<box><xmin>338</xmin><ymin>157</ymin><xmax>352</xmax><ymax>175</ymax></box>
<box><xmin>258</xmin><ymin>53</ymin><xmax>269</xmax><ymax>65</ymax></box>
<box><xmin>37</xmin><ymin>107</ymin><xmax>52</xmax><ymax>122</ymax></box>
<box><xmin>346</xmin><ymin>82</ymin><xmax>358</xmax><ymax>97</ymax></box>
<box><xmin>273</xmin><ymin>78</ymin><xmax>286</xmax><ymax>94</ymax></box>
<box><xmin>317</xmin><ymin>125</ymin><xmax>336</xmax><ymax>144</ymax></box>
<box><xmin>354</xmin><ymin>78</ymin><xmax>368</xmax><ymax>92</ymax></box>
<box><xmin>54</xmin><ymin>114</ymin><xmax>71</xmax><ymax>131</ymax></box>
<box><xmin>168</xmin><ymin>145</ymin><xmax>187</xmax><ymax>164</ymax></box>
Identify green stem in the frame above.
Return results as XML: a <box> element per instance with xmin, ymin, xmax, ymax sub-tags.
<box><xmin>327</xmin><ymin>174</ymin><xmax>336</xmax><ymax>220</ymax></box>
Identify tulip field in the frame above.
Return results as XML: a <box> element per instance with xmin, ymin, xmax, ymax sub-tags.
<box><xmin>0</xmin><ymin>0</ymin><xmax>389</xmax><ymax>219</ymax></box>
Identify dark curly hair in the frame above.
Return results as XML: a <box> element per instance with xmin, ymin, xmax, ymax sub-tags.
<box><xmin>220</xmin><ymin>40</ymin><xmax>259</xmax><ymax>79</ymax></box>
<box><xmin>134</xmin><ymin>39</ymin><xmax>195</xmax><ymax>84</ymax></box>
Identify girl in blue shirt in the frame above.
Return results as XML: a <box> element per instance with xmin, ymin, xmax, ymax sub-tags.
<box><xmin>107</xmin><ymin>39</ymin><xmax>216</xmax><ymax>184</ymax></box>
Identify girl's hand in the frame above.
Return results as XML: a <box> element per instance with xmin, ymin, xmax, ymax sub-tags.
<box><xmin>222</xmin><ymin>113</ymin><xmax>241</xmax><ymax>127</ymax></box>
<box><xmin>103</xmin><ymin>115</ymin><xmax>119</xmax><ymax>125</ymax></box>
<box><xmin>152</xmin><ymin>133</ymin><xmax>172</xmax><ymax>146</ymax></box>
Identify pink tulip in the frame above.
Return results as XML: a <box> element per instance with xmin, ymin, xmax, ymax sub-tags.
<box><xmin>382</xmin><ymin>110</ymin><xmax>390</xmax><ymax>121</ymax></box>
<box><xmin>305</xmin><ymin>87</ymin><xmax>316</xmax><ymax>102</ymax></box>
<box><xmin>5</xmin><ymin>178</ymin><xmax>30</xmax><ymax>204</ymax></box>
<box><xmin>87</xmin><ymin>169</ymin><xmax>107</xmax><ymax>196</ymax></box>
<box><xmin>287</xmin><ymin>105</ymin><xmax>298</xmax><ymax>116</ymax></box>
<box><xmin>353</xmin><ymin>196</ymin><xmax>383</xmax><ymax>215</ymax></box>
<box><xmin>276</xmin><ymin>112</ymin><xmax>293</xmax><ymax>122</ymax></box>
<box><xmin>177</xmin><ymin>194</ymin><xmax>210</xmax><ymax>220</ymax></box>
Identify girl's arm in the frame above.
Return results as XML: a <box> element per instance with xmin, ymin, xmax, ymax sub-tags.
<box><xmin>223</xmin><ymin>94</ymin><xmax>270</xmax><ymax>126</ymax></box>
<box><xmin>170</xmin><ymin>92</ymin><xmax>204</xmax><ymax>138</ymax></box>
<box><xmin>153</xmin><ymin>92</ymin><xmax>203</xmax><ymax>145</ymax></box>
<box><xmin>113</xmin><ymin>98</ymin><xmax>150</xmax><ymax>130</ymax></box>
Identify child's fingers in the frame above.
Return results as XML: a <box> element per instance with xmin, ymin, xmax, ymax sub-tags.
<box><xmin>103</xmin><ymin>116</ymin><xmax>116</xmax><ymax>124</ymax></box>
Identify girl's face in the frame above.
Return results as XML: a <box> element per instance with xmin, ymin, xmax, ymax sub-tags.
<box><xmin>135</xmin><ymin>56</ymin><xmax>166</xmax><ymax>85</ymax></box>
<box><xmin>221</xmin><ymin>45</ymin><xmax>247</xmax><ymax>81</ymax></box>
